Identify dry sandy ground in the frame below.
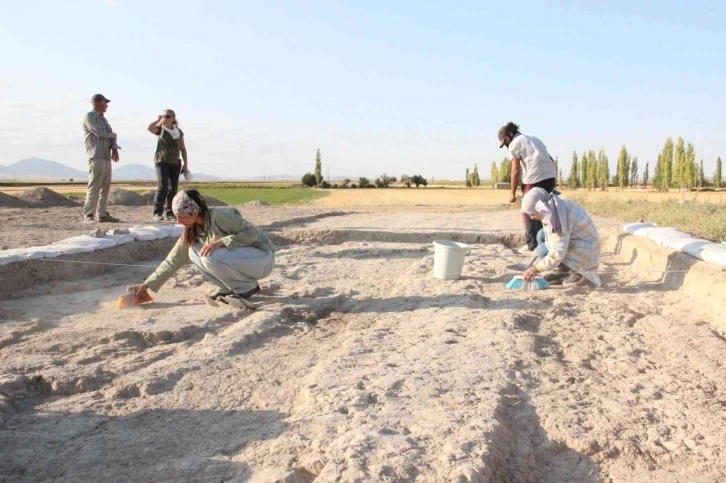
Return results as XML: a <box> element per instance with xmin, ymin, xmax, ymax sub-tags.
<box><xmin>315</xmin><ymin>188</ymin><xmax>726</xmax><ymax>208</ymax></box>
<box><xmin>1</xmin><ymin>209</ymin><xmax>725</xmax><ymax>482</ymax></box>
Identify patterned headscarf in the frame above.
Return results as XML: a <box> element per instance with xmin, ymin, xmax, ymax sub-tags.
<box><xmin>172</xmin><ymin>191</ymin><xmax>200</xmax><ymax>216</ymax></box>
<box><xmin>521</xmin><ymin>188</ymin><xmax>570</xmax><ymax>235</ymax></box>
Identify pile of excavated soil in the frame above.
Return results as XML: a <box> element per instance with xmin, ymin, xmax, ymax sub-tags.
<box><xmin>140</xmin><ymin>190</ymin><xmax>227</xmax><ymax>207</ymax></box>
<box><xmin>107</xmin><ymin>188</ymin><xmax>147</xmax><ymax>207</ymax></box>
<box><xmin>16</xmin><ymin>187</ymin><xmax>78</xmax><ymax>208</ymax></box>
<box><xmin>140</xmin><ymin>190</ymin><xmax>157</xmax><ymax>205</ymax></box>
<box><xmin>0</xmin><ymin>192</ymin><xmax>30</xmax><ymax>209</ymax></box>
<box><xmin>245</xmin><ymin>200</ymin><xmax>271</xmax><ymax>206</ymax></box>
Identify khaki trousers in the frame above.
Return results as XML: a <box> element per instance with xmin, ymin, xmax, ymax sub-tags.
<box><xmin>83</xmin><ymin>158</ymin><xmax>112</xmax><ymax>219</ymax></box>
<box><xmin>188</xmin><ymin>244</ymin><xmax>275</xmax><ymax>294</ymax></box>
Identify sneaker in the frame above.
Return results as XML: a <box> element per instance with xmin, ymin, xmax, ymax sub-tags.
<box><xmin>234</xmin><ymin>284</ymin><xmax>260</xmax><ymax>300</ymax></box>
<box><xmin>204</xmin><ymin>289</ymin><xmax>232</xmax><ymax>306</ymax></box>
<box><xmin>83</xmin><ymin>215</ymin><xmax>95</xmax><ymax>224</ymax></box>
<box><xmin>153</xmin><ymin>214</ymin><xmax>164</xmax><ymax>222</ymax></box>
<box><xmin>98</xmin><ymin>214</ymin><xmax>120</xmax><ymax>223</ymax></box>
<box><xmin>209</xmin><ymin>290</ymin><xmax>232</xmax><ymax>301</ymax></box>
<box><xmin>164</xmin><ymin>212</ymin><xmax>176</xmax><ymax>221</ymax></box>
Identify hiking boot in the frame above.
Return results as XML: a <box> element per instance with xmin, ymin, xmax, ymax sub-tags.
<box><xmin>165</xmin><ymin>212</ymin><xmax>176</xmax><ymax>221</ymax></box>
<box><xmin>153</xmin><ymin>214</ymin><xmax>164</xmax><ymax>222</ymax></box>
<box><xmin>543</xmin><ymin>265</ymin><xmax>571</xmax><ymax>285</ymax></box>
<box><xmin>98</xmin><ymin>214</ymin><xmax>120</xmax><ymax>223</ymax></box>
<box><xmin>563</xmin><ymin>272</ymin><xmax>590</xmax><ymax>287</ymax></box>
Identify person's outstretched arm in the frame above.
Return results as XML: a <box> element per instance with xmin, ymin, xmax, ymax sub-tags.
<box><xmin>131</xmin><ymin>239</ymin><xmax>191</xmax><ymax>295</ymax></box>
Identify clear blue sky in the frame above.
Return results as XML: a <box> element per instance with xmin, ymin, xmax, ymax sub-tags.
<box><xmin>1</xmin><ymin>1</ymin><xmax>724</xmax><ymax>180</ymax></box>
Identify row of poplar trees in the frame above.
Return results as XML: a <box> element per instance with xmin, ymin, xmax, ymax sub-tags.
<box><xmin>651</xmin><ymin>137</ymin><xmax>722</xmax><ymax>191</ymax></box>
<box><xmin>488</xmin><ymin>158</ymin><xmax>513</xmax><ymax>186</ymax></box>
<box><xmin>566</xmin><ymin>149</ymin><xmax>617</xmax><ymax>190</ymax></box>
<box><xmin>565</xmin><ymin>139</ymin><xmax>723</xmax><ymax>191</ymax></box>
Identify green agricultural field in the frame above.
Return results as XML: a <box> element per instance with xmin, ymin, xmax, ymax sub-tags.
<box><xmin>60</xmin><ymin>187</ymin><xmax>327</xmax><ymax>206</ymax></box>
<box><xmin>198</xmin><ymin>188</ymin><xmax>328</xmax><ymax>205</ymax></box>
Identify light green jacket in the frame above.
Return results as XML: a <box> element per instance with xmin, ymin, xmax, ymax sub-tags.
<box><xmin>144</xmin><ymin>207</ymin><xmax>275</xmax><ymax>292</ymax></box>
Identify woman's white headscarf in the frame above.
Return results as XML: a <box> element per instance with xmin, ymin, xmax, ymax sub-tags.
<box><xmin>521</xmin><ymin>188</ymin><xmax>570</xmax><ymax>235</ymax></box>
<box><xmin>172</xmin><ymin>191</ymin><xmax>200</xmax><ymax>216</ymax></box>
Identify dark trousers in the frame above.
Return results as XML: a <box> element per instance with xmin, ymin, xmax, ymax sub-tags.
<box><xmin>154</xmin><ymin>163</ymin><xmax>182</xmax><ymax>216</ymax></box>
<box><xmin>522</xmin><ymin>177</ymin><xmax>556</xmax><ymax>250</ymax></box>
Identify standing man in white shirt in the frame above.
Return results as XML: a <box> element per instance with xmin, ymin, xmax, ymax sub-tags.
<box><xmin>498</xmin><ymin>122</ymin><xmax>557</xmax><ymax>251</ymax></box>
<box><xmin>82</xmin><ymin>94</ymin><xmax>120</xmax><ymax>223</ymax></box>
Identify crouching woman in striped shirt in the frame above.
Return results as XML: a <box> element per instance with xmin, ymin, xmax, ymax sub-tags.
<box><xmin>129</xmin><ymin>190</ymin><xmax>276</xmax><ymax>306</ymax></box>
<box><xmin>521</xmin><ymin>188</ymin><xmax>602</xmax><ymax>288</ymax></box>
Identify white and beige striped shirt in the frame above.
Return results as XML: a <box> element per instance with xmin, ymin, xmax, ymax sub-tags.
<box><xmin>536</xmin><ymin>198</ymin><xmax>602</xmax><ymax>286</ymax></box>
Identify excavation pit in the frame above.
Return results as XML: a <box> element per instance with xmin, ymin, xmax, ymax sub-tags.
<box><xmin>1</xmin><ymin>211</ymin><xmax>726</xmax><ymax>481</ymax></box>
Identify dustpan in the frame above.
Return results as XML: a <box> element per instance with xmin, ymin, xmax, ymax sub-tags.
<box><xmin>115</xmin><ymin>289</ymin><xmax>153</xmax><ymax>309</ymax></box>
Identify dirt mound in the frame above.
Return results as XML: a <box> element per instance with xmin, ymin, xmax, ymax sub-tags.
<box><xmin>16</xmin><ymin>187</ymin><xmax>78</xmax><ymax>208</ymax></box>
<box><xmin>0</xmin><ymin>192</ymin><xmax>30</xmax><ymax>209</ymax></box>
<box><xmin>140</xmin><ymin>190</ymin><xmax>156</xmax><ymax>205</ymax></box>
<box><xmin>107</xmin><ymin>189</ymin><xmax>147</xmax><ymax>206</ymax></box>
<box><xmin>245</xmin><ymin>200</ymin><xmax>271</xmax><ymax>207</ymax></box>
<box><xmin>140</xmin><ymin>190</ymin><xmax>227</xmax><ymax>207</ymax></box>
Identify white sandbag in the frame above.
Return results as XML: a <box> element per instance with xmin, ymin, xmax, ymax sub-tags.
<box><xmin>23</xmin><ymin>245</ymin><xmax>64</xmax><ymax>259</ymax></box>
<box><xmin>645</xmin><ymin>228</ymin><xmax>693</xmax><ymax>246</ymax></box>
<box><xmin>104</xmin><ymin>233</ymin><xmax>135</xmax><ymax>245</ymax></box>
<box><xmin>699</xmin><ymin>243</ymin><xmax>726</xmax><ymax>267</ymax></box>
<box><xmin>0</xmin><ymin>248</ymin><xmax>28</xmax><ymax>266</ymax></box>
<box><xmin>157</xmin><ymin>224</ymin><xmax>183</xmax><ymax>238</ymax></box>
<box><xmin>623</xmin><ymin>222</ymin><xmax>654</xmax><ymax>234</ymax></box>
<box><xmin>129</xmin><ymin>226</ymin><xmax>168</xmax><ymax>241</ymax></box>
<box><xmin>662</xmin><ymin>237</ymin><xmax>709</xmax><ymax>252</ymax></box>
<box><xmin>632</xmin><ymin>225</ymin><xmax>670</xmax><ymax>238</ymax></box>
<box><xmin>52</xmin><ymin>235</ymin><xmax>117</xmax><ymax>254</ymax></box>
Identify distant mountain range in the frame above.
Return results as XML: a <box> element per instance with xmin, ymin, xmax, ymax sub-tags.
<box><xmin>0</xmin><ymin>158</ymin><xmax>219</xmax><ymax>181</ymax></box>
<box><xmin>0</xmin><ymin>158</ymin><xmax>86</xmax><ymax>180</ymax></box>
<box><xmin>0</xmin><ymin>157</ymin><xmax>356</xmax><ymax>182</ymax></box>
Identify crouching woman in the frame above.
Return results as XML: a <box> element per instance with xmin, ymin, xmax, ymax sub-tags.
<box><xmin>130</xmin><ymin>190</ymin><xmax>275</xmax><ymax>304</ymax></box>
<box><xmin>520</xmin><ymin>188</ymin><xmax>602</xmax><ymax>287</ymax></box>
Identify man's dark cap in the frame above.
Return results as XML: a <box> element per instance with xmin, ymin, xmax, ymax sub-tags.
<box><xmin>91</xmin><ymin>94</ymin><xmax>111</xmax><ymax>103</ymax></box>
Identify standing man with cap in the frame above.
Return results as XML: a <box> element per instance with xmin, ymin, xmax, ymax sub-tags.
<box><xmin>82</xmin><ymin>94</ymin><xmax>120</xmax><ymax>223</ymax></box>
<box><xmin>497</xmin><ymin>122</ymin><xmax>557</xmax><ymax>252</ymax></box>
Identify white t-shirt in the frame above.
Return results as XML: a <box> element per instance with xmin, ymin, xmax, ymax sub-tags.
<box><xmin>508</xmin><ymin>133</ymin><xmax>557</xmax><ymax>185</ymax></box>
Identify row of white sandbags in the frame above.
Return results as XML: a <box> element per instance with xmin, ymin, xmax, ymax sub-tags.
<box><xmin>623</xmin><ymin>223</ymin><xmax>726</xmax><ymax>267</ymax></box>
<box><xmin>0</xmin><ymin>225</ymin><xmax>183</xmax><ymax>266</ymax></box>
